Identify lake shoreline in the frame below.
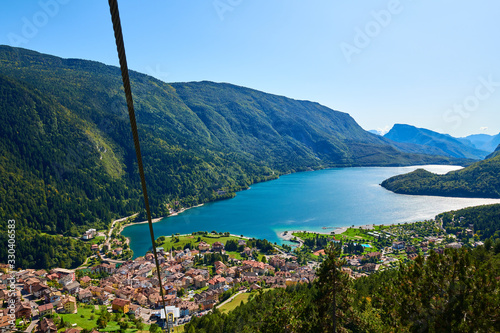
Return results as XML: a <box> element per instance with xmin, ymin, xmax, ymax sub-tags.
<box><xmin>121</xmin><ymin>165</ymin><xmax>500</xmax><ymax>258</ymax></box>
<box><xmin>120</xmin><ymin>203</ymin><xmax>205</xmax><ymax>231</ymax></box>
<box><xmin>277</xmin><ymin>223</ymin><xmax>386</xmax><ymax>242</ymax></box>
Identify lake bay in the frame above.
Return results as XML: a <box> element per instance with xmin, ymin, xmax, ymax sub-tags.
<box><xmin>122</xmin><ymin>165</ymin><xmax>500</xmax><ymax>257</ymax></box>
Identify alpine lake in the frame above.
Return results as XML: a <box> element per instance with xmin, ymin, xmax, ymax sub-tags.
<box><xmin>122</xmin><ymin>165</ymin><xmax>500</xmax><ymax>257</ymax></box>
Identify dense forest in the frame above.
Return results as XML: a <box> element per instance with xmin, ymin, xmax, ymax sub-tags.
<box><xmin>0</xmin><ymin>45</ymin><xmax>466</xmax><ymax>269</ymax></box>
<box><xmin>381</xmin><ymin>154</ymin><xmax>500</xmax><ymax>198</ymax></box>
<box><xmin>437</xmin><ymin>204</ymin><xmax>500</xmax><ymax>241</ymax></box>
<box><xmin>185</xmin><ymin>243</ymin><xmax>500</xmax><ymax>333</ymax></box>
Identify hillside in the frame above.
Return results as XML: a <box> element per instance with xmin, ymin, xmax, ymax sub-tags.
<box><xmin>486</xmin><ymin>144</ymin><xmax>500</xmax><ymax>159</ymax></box>
<box><xmin>381</xmin><ymin>153</ymin><xmax>500</xmax><ymax>198</ymax></box>
<box><xmin>384</xmin><ymin>124</ymin><xmax>489</xmax><ymax>159</ymax></box>
<box><xmin>0</xmin><ymin>45</ymin><xmax>466</xmax><ymax>268</ymax></box>
<box><xmin>437</xmin><ymin>204</ymin><xmax>500</xmax><ymax>240</ymax></box>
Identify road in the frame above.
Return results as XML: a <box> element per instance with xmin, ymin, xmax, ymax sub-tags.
<box><xmin>104</xmin><ymin>213</ymin><xmax>138</xmax><ymax>248</ymax></box>
<box><xmin>25</xmin><ymin>319</ymin><xmax>38</xmax><ymax>333</ymax></box>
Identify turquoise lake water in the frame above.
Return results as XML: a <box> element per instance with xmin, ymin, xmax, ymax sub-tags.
<box><xmin>122</xmin><ymin>165</ymin><xmax>500</xmax><ymax>257</ymax></box>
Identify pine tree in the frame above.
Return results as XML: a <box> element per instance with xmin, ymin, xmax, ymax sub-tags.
<box><xmin>315</xmin><ymin>242</ymin><xmax>359</xmax><ymax>332</ymax></box>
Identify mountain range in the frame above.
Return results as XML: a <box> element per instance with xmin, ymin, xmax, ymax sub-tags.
<box><xmin>459</xmin><ymin>133</ymin><xmax>500</xmax><ymax>152</ymax></box>
<box><xmin>383</xmin><ymin>124</ymin><xmax>491</xmax><ymax>160</ymax></box>
<box><xmin>0</xmin><ymin>45</ymin><xmax>480</xmax><ymax>267</ymax></box>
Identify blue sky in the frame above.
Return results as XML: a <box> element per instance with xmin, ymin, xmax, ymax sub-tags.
<box><xmin>1</xmin><ymin>0</ymin><xmax>499</xmax><ymax>137</ymax></box>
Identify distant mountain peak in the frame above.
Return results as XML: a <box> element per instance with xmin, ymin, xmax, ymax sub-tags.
<box><xmin>384</xmin><ymin>124</ymin><xmax>489</xmax><ymax>160</ymax></box>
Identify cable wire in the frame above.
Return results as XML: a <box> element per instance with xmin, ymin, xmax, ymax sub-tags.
<box><xmin>107</xmin><ymin>0</ymin><xmax>169</xmax><ymax>324</ymax></box>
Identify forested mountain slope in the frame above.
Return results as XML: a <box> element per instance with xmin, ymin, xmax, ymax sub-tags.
<box><xmin>381</xmin><ymin>153</ymin><xmax>500</xmax><ymax>198</ymax></box>
<box><xmin>0</xmin><ymin>45</ymin><xmax>466</xmax><ymax>268</ymax></box>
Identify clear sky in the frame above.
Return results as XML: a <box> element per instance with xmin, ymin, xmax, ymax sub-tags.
<box><xmin>1</xmin><ymin>0</ymin><xmax>499</xmax><ymax>137</ymax></box>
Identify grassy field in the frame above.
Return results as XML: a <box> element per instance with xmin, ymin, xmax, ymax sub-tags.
<box><xmin>291</xmin><ymin>231</ymin><xmax>333</xmax><ymax>240</ymax></box>
<box><xmin>338</xmin><ymin>228</ymin><xmax>376</xmax><ymax>241</ymax></box>
<box><xmin>218</xmin><ymin>292</ymin><xmax>252</xmax><ymax>313</ymax></box>
<box><xmin>57</xmin><ymin>306</ymin><xmax>150</xmax><ymax>332</ymax></box>
<box><xmin>157</xmin><ymin>233</ymin><xmax>247</xmax><ymax>251</ymax></box>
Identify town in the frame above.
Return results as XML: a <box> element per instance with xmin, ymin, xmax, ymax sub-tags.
<box><xmin>0</xmin><ymin>216</ymin><xmax>482</xmax><ymax>332</ymax></box>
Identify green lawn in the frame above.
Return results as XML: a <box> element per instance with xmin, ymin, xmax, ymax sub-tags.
<box><xmin>226</xmin><ymin>251</ymin><xmax>244</xmax><ymax>260</ymax></box>
<box><xmin>194</xmin><ymin>286</ymin><xmax>209</xmax><ymax>294</ymax></box>
<box><xmin>218</xmin><ymin>292</ymin><xmax>252</xmax><ymax>313</ymax></box>
<box><xmin>57</xmin><ymin>306</ymin><xmax>150</xmax><ymax>332</ymax></box>
<box><xmin>338</xmin><ymin>228</ymin><xmax>376</xmax><ymax>242</ymax></box>
<box><xmin>158</xmin><ymin>233</ymin><xmax>246</xmax><ymax>251</ymax></box>
<box><xmin>291</xmin><ymin>231</ymin><xmax>332</xmax><ymax>240</ymax></box>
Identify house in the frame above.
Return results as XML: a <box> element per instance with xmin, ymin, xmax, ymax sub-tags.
<box><xmin>88</xmin><ymin>286</ymin><xmax>104</xmax><ymax>297</ymax></box>
<box><xmin>269</xmin><ymin>256</ymin><xmax>286</xmax><ymax>269</ymax></box>
<box><xmin>51</xmin><ymin>268</ymin><xmax>75</xmax><ymax>282</ymax></box>
<box><xmin>365</xmin><ymin>252</ymin><xmax>382</xmax><ymax>260</ymax></box>
<box><xmin>446</xmin><ymin>242</ymin><xmax>462</xmax><ymax>249</ymax></box>
<box><xmin>160</xmin><ymin>294</ymin><xmax>177</xmax><ymax>306</ymax></box>
<box><xmin>181</xmin><ymin>260</ymin><xmax>194</xmax><ymax>269</ymax></box>
<box><xmin>117</xmin><ymin>286</ymin><xmax>134</xmax><ymax>300</ymax></box>
<box><xmin>211</xmin><ymin>241</ymin><xmax>224</xmax><ymax>252</ymax></box>
<box><xmin>23</xmin><ymin>277</ymin><xmax>41</xmax><ymax>294</ymax></box>
<box><xmin>392</xmin><ymin>241</ymin><xmax>405</xmax><ymax>250</ymax></box>
<box><xmin>194</xmin><ymin>275</ymin><xmax>207</xmax><ymax>289</ymax></box>
<box><xmin>79</xmin><ymin>276</ymin><xmax>92</xmax><ymax>286</ymax></box>
<box><xmin>93</xmin><ymin>263</ymin><xmax>115</xmax><ymax>274</ymax></box>
<box><xmin>15</xmin><ymin>302</ymin><xmax>31</xmax><ymax>319</ymax></box>
<box><xmin>38</xmin><ymin>303</ymin><xmax>54</xmax><ymax>317</ymax></box>
<box><xmin>32</xmin><ymin>283</ymin><xmax>50</xmax><ymax>298</ymax></box>
<box><xmin>207</xmin><ymin>276</ymin><xmax>226</xmax><ymax>290</ymax></box>
<box><xmin>58</xmin><ymin>274</ymin><xmax>74</xmax><ymax>287</ymax></box>
<box><xmin>34</xmin><ymin>269</ymin><xmax>48</xmax><ymax>278</ymax></box>
<box><xmin>91</xmin><ymin>244</ymin><xmax>99</xmax><ymax>251</ymax></box>
<box><xmin>78</xmin><ymin>289</ymin><xmax>93</xmax><ymax>303</ymax></box>
<box><xmin>63</xmin><ymin>281</ymin><xmax>81</xmax><ymax>295</ymax></box>
<box><xmin>285</xmin><ymin>261</ymin><xmax>299</xmax><ymax>271</ymax></box>
<box><xmin>250</xmin><ymin>283</ymin><xmax>261</xmax><ymax>291</ymax></box>
<box><xmin>112</xmin><ymin>298</ymin><xmax>130</xmax><ymax>313</ymax></box>
<box><xmin>98</xmin><ymin>292</ymin><xmax>110</xmax><ymax>305</ymax></box>
<box><xmin>198</xmin><ymin>241</ymin><xmax>210</xmax><ymax>252</ymax></box>
<box><xmin>128</xmin><ymin>304</ymin><xmax>142</xmax><ymax>318</ymax></box>
<box><xmin>82</xmin><ymin>228</ymin><xmax>97</xmax><ymax>240</ymax></box>
<box><xmin>178</xmin><ymin>301</ymin><xmax>198</xmax><ymax>317</ymax></box>
<box><xmin>242</xmin><ymin>247</ymin><xmax>252</xmax><ymax>256</ymax></box>
<box><xmin>135</xmin><ymin>293</ymin><xmax>149</xmax><ymax>307</ymax></box>
<box><xmin>0</xmin><ymin>316</ymin><xmax>12</xmax><ymax>331</ymax></box>
<box><xmin>46</xmin><ymin>291</ymin><xmax>62</xmax><ymax>304</ymax></box>
<box><xmin>38</xmin><ymin>317</ymin><xmax>57</xmax><ymax>333</ymax></box>
<box><xmin>62</xmin><ymin>296</ymin><xmax>77</xmax><ymax>314</ymax></box>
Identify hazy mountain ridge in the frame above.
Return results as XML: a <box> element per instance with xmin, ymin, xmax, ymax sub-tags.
<box><xmin>486</xmin><ymin>144</ymin><xmax>500</xmax><ymax>159</ymax></box>
<box><xmin>384</xmin><ymin>124</ymin><xmax>490</xmax><ymax>160</ymax></box>
<box><xmin>459</xmin><ymin>133</ymin><xmax>500</xmax><ymax>152</ymax></box>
